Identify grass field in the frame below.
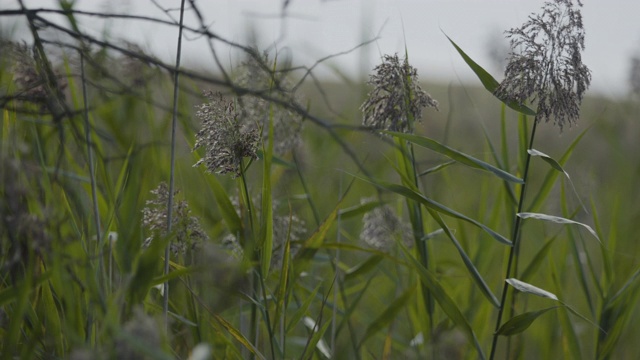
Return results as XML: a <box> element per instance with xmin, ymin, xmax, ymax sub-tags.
<box><xmin>1</xmin><ymin>1</ymin><xmax>640</xmax><ymax>359</ymax></box>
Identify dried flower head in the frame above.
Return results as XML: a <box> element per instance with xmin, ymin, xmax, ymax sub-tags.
<box><xmin>193</xmin><ymin>91</ymin><xmax>259</xmax><ymax>178</ymax></box>
<box><xmin>359</xmin><ymin>200</ymin><xmax>413</xmax><ymax>251</ymax></box>
<box><xmin>495</xmin><ymin>0</ymin><xmax>591</xmax><ymax>130</ymax></box>
<box><xmin>142</xmin><ymin>182</ymin><xmax>208</xmax><ymax>255</ymax></box>
<box><xmin>5</xmin><ymin>41</ymin><xmax>67</xmax><ymax>115</ymax></box>
<box><xmin>236</xmin><ymin>51</ymin><xmax>304</xmax><ymax>154</ymax></box>
<box><xmin>7</xmin><ymin>42</ymin><xmax>47</xmax><ymax>104</ymax></box>
<box><xmin>361</xmin><ymin>54</ymin><xmax>439</xmax><ymax>133</ymax></box>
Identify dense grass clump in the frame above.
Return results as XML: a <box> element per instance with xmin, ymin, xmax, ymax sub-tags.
<box><xmin>1</xmin><ymin>1</ymin><xmax>640</xmax><ymax>359</ymax></box>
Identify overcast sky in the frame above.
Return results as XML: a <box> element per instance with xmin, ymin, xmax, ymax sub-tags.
<box><xmin>3</xmin><ymin>0</ymin><xmax>639</xmax><ymax>98</ymax></box>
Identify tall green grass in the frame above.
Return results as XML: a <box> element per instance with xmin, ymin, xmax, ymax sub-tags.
<box><xmin>1</xmin><ymin>1</ymin><xmax>640</xmax><ymax>359</ymax></box>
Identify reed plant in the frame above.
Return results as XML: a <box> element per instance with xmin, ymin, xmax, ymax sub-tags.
<box><xmin>1</xmin><ymin>0</ymin><xmax>640</xmax><ymax>359</ymax></box>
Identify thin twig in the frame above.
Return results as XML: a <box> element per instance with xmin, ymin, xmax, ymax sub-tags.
<box><xmin>163</xmin><ymin>0</ymin><xmax>187</xmax><ymax>332</ymax></box>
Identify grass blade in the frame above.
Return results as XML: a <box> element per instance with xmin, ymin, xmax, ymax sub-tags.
<box><xmin>444</xmin><ymin>33</ymin><xmax>536</xmax><ymax>116</ymax></box>
<box><xmin>205</xmin><ymin>174</ymin><xmax>242</xmax><ymax>236</ymax></box>
<box><xmin>496</xmin><ymin>307</ymin><xmax>558</xmax><ymax>336</ymax></box>
<box><xmin>506</xmin><ymin>278</ymin><xmax>558</xmax><ymax>300</ymax></box>
<box><xmin>287</xmin><ymin>285</ymin><xmax>321</xmax><ymax>333</ymax></box>
<box><xmin>301</xmin><ymin>317</ymin><xmax>332</xmax><ymax>360</ymax></box>
<box><xmin>294</xmin><ymin>200</ymin><xmax>342</xmax><ymax>270</ymax></box>
<box><xmin>344</xmin><ymin>254</ymin><xmax>385</xmax><ymax>281</ymax></box>
<box><xmin>354</xmin><ymin>175</ymin><xmax>512</xmax><ymax>245</ymax></box>
<box><xmin>212</xmin><ymin>313</ymin><xmax>266</xmax><ymax>360</ymax></box>
<box><xmin>338</xmin><ymin>200</ymin><xmax>384</xmax><ymax>220</ymax></box>
<box><xmin>517</xmin><ymin>212</ymin><xmax>601</xmax><ymax>245</ymax></box>
<box><xmin>260</xmin><ymin>106</ymin><xmax>274</xmax><ymax>275</ymax></box>
<box><xmin>528</xmin><ymin>148</ymin><xmax>586</xmax><ymax>212</ymax></box>
<box><xmin>399</xmin><ymin>243</ymin><xmax>485</xmax><ymax>360</ymax></box>
<box><xmin>428</xmin><ymin>209</ymin><xmax>500</xmax><ymax>308</ymax></box>
<box><xmin>358</xmin><ymin>287</ymin><xmax>416</xmax><ymax>348</ymax></box>
<box><xmin>528</xmin><ymin>127</ymin><xmax>589</xmax><ymax>212</ymax></box>
<box><xmin>551</xmin><ymin>262</ymin><xmax>582</xmax><ymax>358</ymax></box>
<box><xmin>520</xmin><ymin>236</ymin><xmax>558</xmax><ymax>282</ymax></box>
<box><xmin>384</xmin><ymin>131</ymin><xmax>523</xmax><ymax>184</ymax></box>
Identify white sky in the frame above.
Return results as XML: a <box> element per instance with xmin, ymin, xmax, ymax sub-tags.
<box><xmin>3</xmin><ymin>0</ymin><xmax>639</xmax><ymax>98</ymax></box>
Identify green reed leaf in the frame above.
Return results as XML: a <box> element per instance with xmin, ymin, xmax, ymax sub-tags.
<box><xmin>273</xmin><ymin>237</ymin><xmax>291</xmax><ymax>334</ymax></box>
<box><xmin>384</xmin><ymin>131</ymin><xmax>523</xmax><ymax>184</ymax></box>
<box><xmin>528</xmin><ymin>148</ymin><xmax>587</xmax><ymax>213</ymax></box>
<box><xmin>127</xmin><ymin>232</ymin><xmax>167</xmax><ymax>306</ymax></box>
<box><xmin>302</xmin><ymin>317</ymin><xmax>332</xmax><ymax>359</ymax></box>
<box><xmin>496</xmin><ymin>307</ymin><xmax>558</xmax><ymax>336</ymax></box>
<box><xmin>520</xmin><ymin>236</ymin><xmax>558</xmax><ymax>282</ymax></box>
<box><xmin>428</xmin><ymin>209</ymin><xmax>500</xmax><ymax>308</ymax></box>
<box><xmin>260</xmin><ymin>107</ymin><xmax>275</xmax><ymax>276</ymax></box>
<box><xmin>344</xmin><ymin>254</ymin><xmax>385</xmax><ymax>281</ymax></box>
<box><xmin>353</xmin><ymin>174</ymin><xmax>512</xmax><ymax>245</ymax></box>
<box><xmin>609</xmin><ymin>265</ymin><xmax>640</xmax><ymax>307</ymax></box>
<box><xmin>338</xmin><ymin>200</ymin><xmax>384</xmax><ymax>220</ymax></box>
<box><xmin>418</xmin><ymin>160</ymin><xmax>456</xmax><ymax>177</ymax></box>
<box><xmin>506</xmin><ymin>278</ymin><xmax>558</xmax><ymax>300</ymax></box>
<box><xmin>399</xmin><ymin>243</ymin><xmax>485</xmax><ymax>360</ymax></box>
<box><xmin>359</xmin><ymin>287</ymin><xmax>416</xmax><ymax>348</ymax></box>
<box><xmin>551</xmin><ymin>262</ymin><xmax>582</xmax><ymax>358</ymax></box>
<box><xmin>40</xmin><ymin>278</ymin><xmax>64</xmax><ymax>355</ymax></box>
<box><xmin>294</xmin><ymin>201</ymin><xmax>342</xmax><ymax>273</ymax></box>
<box><xmin>213</xmin><ymin>313</ymin><xmax>266</xmax><ymax>360</ymax></box>
<box><xmin>287</xmin><ymin>285</ymin><xmax>321</xmax><ymax>333</ymax></box>
<box><xmin>444</xmin><ymin>33</ymin><xmax>536</xmax><ymax>116</ymax></box>
<box><xmin>206</xmin><ymin>174</ymin><xmax>242</xmax><ymax>236</ymax></box>
<box><xmin>517</xmin><ymin>212</ymin><xmax>602</xmax><ymax>245</ymax></box>
<box><xmin>528</xmin><ymin>126</ymin><xmax>589</xmax><ymax>212</ymax></box>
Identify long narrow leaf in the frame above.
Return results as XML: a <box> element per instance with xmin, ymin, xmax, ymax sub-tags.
<box><xmin>294</xmin><ymin>201</ymin><xmax>342</xmax><ymax>270</ymax></box>
<box><xmin>506</xmin><ymin>278</ymin><xmax>558</xmax><ymax>300</ymax></box>
<box><xmin>273</xmin><ymin>237</ymin><xmax>291</xmax><ymax>335</ymax></box>
<box><xmin>385</xmin><ymin>131</ymin><xmax>523</xmax><ymax>184</ymax></box>
<box><xmin>287</xmin><ymin>285</ymin><xmax>321</xmax><ymax>333</ymax></box>
<box><xmin>260</xmin><ymin>106</ymin><xmax>274</xmax><ymax>275</ymax></box>
<box><xmin>354</xmin><ymin>175</ymin><xmax>512</xmax><ymax>246</ymax></box>
<box><xmin>212</xmin><ymin>313</ymin><xmax>266</xmax><ymax>360</ymax></box>
<box><xmin>517</xmin><ymin>212</ymin><xmax>601</xmax><ymax>245</ymax></box>
<box><xmin>520</xmin><ymin>237</ymin><xmax>558</xmax><ymax>282</ymax></box>
<box><xmin>301</xmin><ymin>317</ymin><xmax>332</xmax><ymax>360</ymax></box>
<box><xmin>528</xmin><ymin>127</ymin><xmax>589</xmax><ymax>212</ymax></box>
<box><xmin>207</xmin><ymin>175</ymin><xmax>242</xmax><ymax>236</ymax></box>
<box><xmin>551</xmin><ymin>262</ymin><xmax>582</xmax><ymax>358</ymax></box>
<box><xmin>528</xmin><ymin>149</ymin><xmax>586</xmax><ymax>212</ymax></box>
<box><xmin>400</xmin><ymin>244</ymin><xmax>485</xmax><ymax>359</ymax></box>
<box><xmin>496</xmin><ymin>307</ymin><xmax>559</xmax><ymax>336</ymax></box>
<box><xmin>344</xmin><ymin>254</ymin><xmax>385</xmax><ymax>281</ymax></box>
<box><xmin>338</xmin><ymin>200</ymin><xmax>384</xmax><ymax>220</ymax></box>
<box><xmin>444</xmin><ymin>33</ymin><xmax>536</xmax><ymax>116</ymax></box>
<box><xmin>428</xmin><ymin>209</ymin><xmax>500</xmax><ymax>308</ymax></box>
<box><xmin>359</xmin><ymin>287</ymin><xmax>416</xmax><ymax>347</ymax></box>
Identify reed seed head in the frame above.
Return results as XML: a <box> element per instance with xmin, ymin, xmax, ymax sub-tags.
<box><xmin>3</xmin><ymin>40</ymin><xmax>68</xmax><ymax>120</ymax></box>
<box><xmin>360</xmin><ymin>201</ymin><xmax>412</xmax><ymax>251</ymax></box>
<box><xmin>141</xmin><ymin>182</ymin><xmax>208</xmax><ymax>255</ymax></box>
<box><xmin>495</xmin><ymin>0</ymin><xmax>591</xmax><ymax>130</ymax></box>
<box><xmin>193</xmin><ymin>91</ymin><xmax>259</xmax><ymax>178</ymax></box>
<box><xmin>361</xmin><ymin>54</ymin><xmax>438</xmax><ymax>133</ymax></box>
